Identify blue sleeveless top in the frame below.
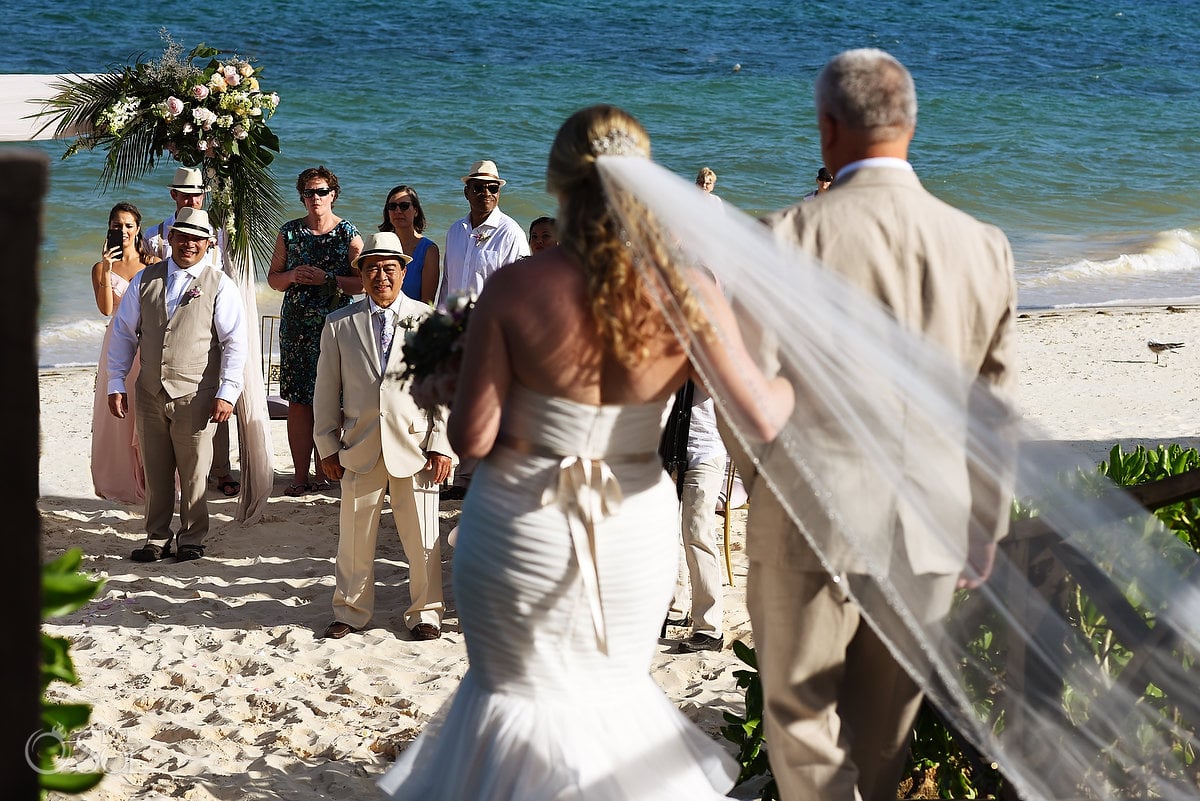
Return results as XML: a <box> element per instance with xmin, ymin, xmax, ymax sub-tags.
<box><xmin>401</xmin><ymin>237</ymin><xmax>433</xmax><ymax>300</ymax></box>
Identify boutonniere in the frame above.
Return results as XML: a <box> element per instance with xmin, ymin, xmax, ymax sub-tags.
<box><xmin>182</xmin><ymin>286</ymin><xmax>202</xmax><ymax>303</ymax></box>
<box><xmin>472</xmin><ymin>229</ymin><xmax>494</xmax><ymax>247</ymax></box>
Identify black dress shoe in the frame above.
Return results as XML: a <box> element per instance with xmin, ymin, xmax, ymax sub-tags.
<box><xmin>322</xmin><ymin>621</ymin><xmax>359</xmax><ymax>639</ymax></box>
<box><xmin>679</xmin><ymin>633</ymin><xmax>725</xmax><ymax>653</ymax></box>
<box><xmin>411</xmin><ymin>623</ymin><xmax>441</xmax><ymax>641</ymax></box>
<box><xmin>175</xmin><ymin>544</ymin><xmax>205</xmax><ymax>562</ymax></box>
<box><xmin>130</xmin><ymin>542</ymin><xmax>173</xmax><ymax>562</ymax></box>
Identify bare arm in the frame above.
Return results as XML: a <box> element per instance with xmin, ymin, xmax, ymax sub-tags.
<box><xmin>334</xmin><ymin>234</ymin><xmax>364</xmax><ymax>296</ymax></box>
<box><xmin>92</xmin><ymin>259</ymin><xmax>115</xmax><ymax>316</ymax></box>
<box><xmin>265</xmin><ymin>232</ymin><xmax>294</xmax><ymax>291</ymax></box>
<box><xmin>447</xmin><ymin>287</ymin><xmax>510</xmax><ymax>459</ymax></box>
<box><xmin>420</xmin><ymin>241</ymin><xmax>441</xmax><ymax>304</ymax></box>
<box><xmin>690</xmin><ymin>277</ymin><xmax>793</xmax><ymax>442</ymax></box>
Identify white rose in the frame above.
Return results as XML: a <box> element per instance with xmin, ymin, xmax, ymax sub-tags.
<box><xmin>233</xmin><ymin>125</ymin><xmax>248</xmax><ymax>140</ymax></box>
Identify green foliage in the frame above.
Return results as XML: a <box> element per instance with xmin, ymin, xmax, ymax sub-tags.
<box><xmin>1099</xmin><ymin>443</ymin><xmax>1200</xmax><ymax>550</ymax></box>
<box><xmin>719</xmin><ymin>640</ymin><xmax>779</xmax><ymax>800</ymax></box>
<box><xmin>36</xmin><ymin>549</ymin><xmax>106</xmax><ymax>796</ymax></box>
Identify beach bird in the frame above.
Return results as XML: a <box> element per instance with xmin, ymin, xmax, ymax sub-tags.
<box><xmin>1147</xmin><ymin>339</ymin><xmax>1184</xmax><ymax>364</ymax></box>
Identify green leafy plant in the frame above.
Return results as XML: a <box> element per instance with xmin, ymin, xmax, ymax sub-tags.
<box><xmin>719</xmin><ymin>639</ymin><xmax>778</xmax><ymax>800</ymax></box>
<box><xmin>1099</xmin><ymin>443</ymin><xmax>1200</xmax><ymax>550</ymax></box>
<box><xmin>35</xmin><ymin>549</ymin><xmax>106</xmax><ymax>795</ymax></box>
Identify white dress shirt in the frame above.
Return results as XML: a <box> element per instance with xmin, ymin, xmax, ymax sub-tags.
<box><xmin>106</xmin><ymin>259</ymin><xmax>248</xmax><ymax>404</ymax></box>
<box><xmin>441</xmin><ymin>207</ymin><xmax>529</xmax><ymax>303</ymax></box>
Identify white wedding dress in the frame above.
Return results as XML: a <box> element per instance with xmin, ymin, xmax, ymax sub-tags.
<box><xmin>379</xmin><ymin>383</ymin><xmax>738</xmax><ymax>800</ymax></box>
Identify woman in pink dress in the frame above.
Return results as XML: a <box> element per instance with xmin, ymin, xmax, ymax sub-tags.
<box><xmin>91</xmin><ymin>202</ymin><xmax>154</xmax><ymax>503</ymax></box>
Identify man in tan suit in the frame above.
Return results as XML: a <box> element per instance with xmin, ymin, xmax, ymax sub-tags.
<box><xmin>107</xmin><ymin>208</ymin><xmax>247</xmax><ymax>563</ymax></box>
<box><xmin>314</xmin><ymin>232</ymin><xmax>453</xmax><ymax>641</ymax></box>
<box><xmin>750</xmin><ymin>49</ymin><xmax>1017</xmax><ymax>801</ymax></box>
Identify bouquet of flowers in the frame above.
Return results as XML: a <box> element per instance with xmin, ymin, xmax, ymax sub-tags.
<box><xmin>36</xmin><ymin>31</ymin><xmax>286</xmax><ymax>277</ymax></box>
<box><xmin>399</xmin><ymin>292</ymin><xmax>476</xmax><ymax>412</ymax></box>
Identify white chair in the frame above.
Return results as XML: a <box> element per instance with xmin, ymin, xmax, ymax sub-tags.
<box><xmin>260</xmin><ymin>315</ymin><xmax>288</xmax><ymax>420</ymax></box>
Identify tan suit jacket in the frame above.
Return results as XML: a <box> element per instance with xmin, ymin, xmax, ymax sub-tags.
<box><xmin>746</xmin><ymin>164</ymin><xmax>1018</xmax><ymax>801</ymax></box>
<box><xmin>755</xmin><ymin>165</ymin><xmax>1017</xmax><ymax>577</ymax></box>
<box><xmin>313</xmin><ymin>295</ymin><xmax>450</xmax><ymax>473</ymax></box>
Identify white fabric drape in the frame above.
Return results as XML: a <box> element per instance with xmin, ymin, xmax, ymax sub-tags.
<box><xmin>0</xmin><ymin>74</ymin><xmax>96</xmax><ymax>141</ymax></box>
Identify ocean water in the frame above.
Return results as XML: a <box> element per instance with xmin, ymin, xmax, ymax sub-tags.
<box><xmin>4</xmin><ymin>0</ymin><xmax>1199</xmax><ymax>367</ymax></box>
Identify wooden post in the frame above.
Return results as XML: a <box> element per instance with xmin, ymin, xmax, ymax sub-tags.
<box><xmin>0</xmin><ymin>148</ymin><xmax>49</xmax><ymax>801</ymax></box>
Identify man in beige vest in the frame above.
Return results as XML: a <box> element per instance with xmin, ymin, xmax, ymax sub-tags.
<box><xmin>750</xmin><ymin>49</ymin><xmax>1017</xmax><ymax>801</ymax></box>
<box><xmin>314</xmin><ymin>232</ymin><xmax>453</xmax><ymax>641</ymax></box>
<box><xmin>107</xmin><ymin>208</ymin><xmax>248</xmax><ymax>562</ymax></box>
<box><xmin>143</xmin><ymin>166</ymin><xmax>240</xmax><ymax>497</ymax></box>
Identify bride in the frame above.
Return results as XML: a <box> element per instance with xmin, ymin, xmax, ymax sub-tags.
<box><xmin>378</xmin><ymin>105</ymin><xmax>792</xmax><ymax>799</ymax></box>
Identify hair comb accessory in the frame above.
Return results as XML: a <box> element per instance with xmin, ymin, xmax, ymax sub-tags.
<box><xmin>590</xmin><ymin>130</ymin><xmax>640</xmax><ymax>157</ymax></box>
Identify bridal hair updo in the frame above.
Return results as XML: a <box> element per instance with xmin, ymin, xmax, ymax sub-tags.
<box><xmin>547</xmin><ymin>104</ymin><xmax>661</xmax><ymax>368</ymax></box>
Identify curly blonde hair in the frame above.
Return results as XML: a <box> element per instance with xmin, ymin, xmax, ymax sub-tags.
<box><xmin>547</xmin><ymin>105</ymin><xmax>685</xmax><ymax>368</ymax></box>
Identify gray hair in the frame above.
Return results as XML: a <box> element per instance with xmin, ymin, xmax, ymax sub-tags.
<box><xmin>814</xmin><ymin>48</ymin><xmax>917</xmax><ymax>142</ymax></box>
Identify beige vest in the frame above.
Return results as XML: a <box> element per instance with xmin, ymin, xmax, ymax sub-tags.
<box><xmin>136</xmin><ymin>261</ymin><xmax>223</xmax><ymax>399</ymax></box>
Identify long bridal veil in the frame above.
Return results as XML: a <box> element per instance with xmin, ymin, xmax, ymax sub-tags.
<box><xmin>598</xmin><ymin>155</ymin><xmax>1200</xmax><ymax>800</ymax></box>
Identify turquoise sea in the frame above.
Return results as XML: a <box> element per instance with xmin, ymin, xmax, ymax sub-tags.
<box><xmin>4</xmin><ymin>0</ymin><xmax>1199</xmax><ymax>366</ymax></box>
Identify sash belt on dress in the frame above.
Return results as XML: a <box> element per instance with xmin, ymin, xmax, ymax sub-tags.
<box><xmin>497</xmin><ymin>432</ymin><xmax>658</xmax><ymax>656</ymax></box>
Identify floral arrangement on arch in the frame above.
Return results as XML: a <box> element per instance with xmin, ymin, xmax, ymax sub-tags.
<box><xmin>398</xmin><ymin>292</ymin><xmax>476</xmax><ymax>412</ymax></box>
<box><xmin>37</xmin><ymin>31</ymin><xmax>286</xmax><ymax>276</ymax></box>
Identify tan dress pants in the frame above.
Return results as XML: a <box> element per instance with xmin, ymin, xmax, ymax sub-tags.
<box><xmin>136</xmin><ymin>386</ymin><xmax>216</xmax><ymax>548</ymax></box>
<box><xmin>333</xmin><ymin>456</ymin><xmax>443</xmax><ymax>631</ymax></box>
<box><xmin>748</xmin><ymin>557</ymin><xmax>956</xmax><ymax>801</ymax></box>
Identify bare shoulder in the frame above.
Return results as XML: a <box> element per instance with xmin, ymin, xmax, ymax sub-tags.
<box><xmin>482</xmin><ymin>249</ymin><xmax>582</xmax><ymax>301</ymax></box>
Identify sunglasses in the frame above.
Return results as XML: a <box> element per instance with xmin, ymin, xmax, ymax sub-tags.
<box><xmin>386</xmin><ymin>201</ymin><xmax>414</xmax><ymax>212</ymax></box>
<box><xmin>469</xmin><ymin>182</ymin><xmax>501</xmax><ymax>196</ymax></box>
<box><xmin>301</xmin><ymin>187</ymin><xmax>335</xmax><ymax>198</ymax></box>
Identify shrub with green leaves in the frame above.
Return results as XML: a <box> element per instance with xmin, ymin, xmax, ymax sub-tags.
<box><xmin>36</xmin><ymin>549</ymin><xmax>105</xmax><ymax>796</ymax></box>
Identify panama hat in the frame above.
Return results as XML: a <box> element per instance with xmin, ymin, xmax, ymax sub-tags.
<box><xmin>168</xmin><ymin>166</ymin><xmax>207</xmax><ymax>194</ymax></box>
<box><xmin>354</xmin><ymin>231</ymin><xmax>413</xmax><ymax>270</ymax></box>
<box><xmin>169</xmin><ymin>207</ymin><xmax>215</xmax><ymax>239</ymax></box>
<box><xmin>460</xmin><ymin>159</ymin><xmax>507</xmax><ymax>186</ymax></box>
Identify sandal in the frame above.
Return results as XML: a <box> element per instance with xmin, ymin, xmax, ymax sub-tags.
<box><xmin>217</xmin><ymin>478</ymin><xmax>241</xmax><ymax>497</ymax></box>
<box><xmin>310</xmin><ymin>480</ymin><xmax>332</xmax><ymax>492</ymax></box>
<box><xmin>175</xmin><ymin>544</ymin><xmax>205</xmax><ymax>562</ymax></box>
<box><xmin>283</xmin><ymin>483</ymin><xmax>311</xmax><ymax>497</ymax></box>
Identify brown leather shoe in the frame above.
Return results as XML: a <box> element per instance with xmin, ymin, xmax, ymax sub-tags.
<box><xmin>411</xmin><ymin>623</ymin><xmax>441</xmax><ymax>641</ymax></box>
<box><xmin>322</xmin><ymin>621</ymin><xmax>359</xmax><ymax>639</ymax></box>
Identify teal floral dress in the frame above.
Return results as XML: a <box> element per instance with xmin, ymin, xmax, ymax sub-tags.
<box><xmin>278</xmin><ymin>218</ymin><xmax>358</xmax><ymax>404</ymax></box>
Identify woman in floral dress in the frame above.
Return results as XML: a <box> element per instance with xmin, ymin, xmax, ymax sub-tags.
<box><xmin>267</xmin><ymin>166</ymin><xmax>363</xmax><ymax>496</ymax></box>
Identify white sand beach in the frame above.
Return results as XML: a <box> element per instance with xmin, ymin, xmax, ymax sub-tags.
<box><xmin>38</xmin><ymin>304</ymin><xmax>1200</xmax><ymax>799</ymax></box>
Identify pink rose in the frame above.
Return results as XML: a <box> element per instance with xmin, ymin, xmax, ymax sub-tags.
<box><xmin>192</xmin><ymin>84</ymin><xmax>209</xmax><ymax>101</ymax></box>
<box><xmin>165</xmin><ymin>96</ymin><xmax>184</xmax><ymax>116</ymax></box>
<box><xmin>222</xmin><ymin>65</ymin><xmax>240</xmax><ymax>87</ymax></box>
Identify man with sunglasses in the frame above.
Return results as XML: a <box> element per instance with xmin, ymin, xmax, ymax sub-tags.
<box><xmin>439</xmin><ymin>160</ymin><xmax>529</xmax><ymax>499</ymax></box>
<box><xmin>440</xmin><ymin>159</ymin><xmax>529</xmax><ymax>304</ymax></box>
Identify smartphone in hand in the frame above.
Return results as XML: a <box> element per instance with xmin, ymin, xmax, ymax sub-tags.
<box><xmin>105</xmin><ymin>228</ymin><xmax>123</xmax><ymax>252</ymax></box>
